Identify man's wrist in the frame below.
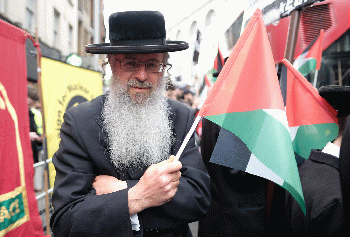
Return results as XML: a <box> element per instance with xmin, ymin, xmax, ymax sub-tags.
<box><xmin>128</xmin><ymin>186</ymin><xmax>146</xmax><ymax>215</ymax></box>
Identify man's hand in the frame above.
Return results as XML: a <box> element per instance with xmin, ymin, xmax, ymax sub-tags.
<box><xmin>128</xmin><ymin>155</ymin><xmax>182</xmax><ymax>215</ymax></box>
<box><xmin>29</xmin><ymin>132</ymin><xmax>40</xmax><ymax>141</ymax></box>
<box><xmin>93</xmin><ymin>175</ymin><xmax>127</xmax><ymax>195</ymax></box>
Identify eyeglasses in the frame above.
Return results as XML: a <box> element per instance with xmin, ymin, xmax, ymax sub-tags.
<box><xmin>115</xmin><ymin>58</ymin><xmax>172</xmax><ymax>73</ymax></box>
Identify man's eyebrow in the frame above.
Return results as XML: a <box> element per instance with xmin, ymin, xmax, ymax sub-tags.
<box><xmin>121</xmin><ymin>55</ymin><xmax>136</xmax><ymax>59</ymax></box>
<box><xmin>123</xmin><ymin>57</ymin><xmax>161</xmax><ymax>62</ymax></box>
<box><xmin>146</xmin><ymin>59</ymin><xmax>161</xmax><ymax>62</ymax></box>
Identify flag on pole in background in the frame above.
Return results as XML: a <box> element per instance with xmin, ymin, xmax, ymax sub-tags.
<box><xmin>198</xmin><ymin>9</ymin><xmax>306</xmax><ymax>214</ymax></box>
<box><xmin>0</xmin><ymin>19</ymin><xmax>44</xmax><ymax>236</ymax></box>
<box><xmin>214</xmin><ymin>46</ymin><xmax>225</xmax><ymax>72</ymax></box>
<box><xmin>212</xmin><ymin>46</ymin><xmax>225</xmax><ymax>82</ymax></box>
<box><xmin>281</xmin><ymin>59</ymin><xmax>338</xmax><ymax>163</ymax></box>
<box><xmin>293</xmin><ymin>30</ymin><xmax>324</xmax><ymax>76</ymax></box>
<box><xmin>204</xmin><ymin>75</ymin><xmax>213</xmax><ymax>91</ymax></box>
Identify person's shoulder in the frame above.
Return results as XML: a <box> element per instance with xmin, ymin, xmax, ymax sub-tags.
<box><xmin>299</xmin><ymin>150</ymin><xmax>342</xmax><ymax>215</ymax></box>
<box><xmin>167</xmin><ymin>98</ymin><xmax>193</xmax><ymax>113</ymax></box>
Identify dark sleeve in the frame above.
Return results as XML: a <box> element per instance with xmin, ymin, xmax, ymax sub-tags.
<box><xmin>340</xmin><ymin>116</ymin><xmax>350</xmax><ymax>225</ymax></box>
<box><xmin>50</xmin><ymin>111</ymin><xmax>134</xmax><ymax>237</ymax></box>
<box><xmin>310</xmin><ymin>201</ymin><xmax>344</xmax><ymax>236</ymax></box>
<box><xmin>29</xmin><ymin>110</ymin><xmax>37</xmax><ymax>133</ymax></box>
<box><xmin>138</xmin><ymin>104</ymin><xmax>211</xmax><ymax>232</ymax></box>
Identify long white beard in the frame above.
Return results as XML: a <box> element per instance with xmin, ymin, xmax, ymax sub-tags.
<box><xmin>102</xmin><ymin>77</ymin><xmax>174</xmax><ymax>170</ymax></box>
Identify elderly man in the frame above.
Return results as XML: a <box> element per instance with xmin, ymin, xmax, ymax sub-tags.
<box><xmin>50</xmin><ymin>11</ymin><xmax>210</xmax><ymax>237</ymax></box>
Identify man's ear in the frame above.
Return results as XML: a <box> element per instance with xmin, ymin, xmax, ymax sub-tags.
<box><xmin>106</xmin><ymin>54</ymin><xmax>112</xmax><ymax>63</ymax></box>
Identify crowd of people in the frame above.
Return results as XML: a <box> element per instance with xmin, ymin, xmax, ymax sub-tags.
<box><xmin>166</xmin><ymin>83</ymin><xmax>200</xmax><ymax>111</ymax></box>
<box><xmin>23</xmin><ymin>10</ymin><xmax>349</xmax><ymax>237</ymax></box>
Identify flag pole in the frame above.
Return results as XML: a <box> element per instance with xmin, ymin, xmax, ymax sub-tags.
<box><xmin>313</xmin><ymin>70</ymin><xmax>319</xmax><ymax>87</ymax></box>
<box><xmin>174</xmin><ymin>116</ymin><xmax>202</xmax><ymax>161</ymax></box>
<box><xmin>284</xmin><ymin>10</ymin><xmax>302</xmax><ymax>63</ymax></box>
<box><xmin>33</xmin><ymin>25</ymin><xmax>51</xmax><ymax>234</ymax></box>
<box><xmin>35</xmin><ymin>25</ymin><xmax>51</xmax><ymax>235</ymax></box>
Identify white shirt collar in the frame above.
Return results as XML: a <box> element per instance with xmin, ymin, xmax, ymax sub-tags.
<box><xmin>322</xmin><ymin>142</ymin><xmax>340</xmax><ymax>158</ymax></box>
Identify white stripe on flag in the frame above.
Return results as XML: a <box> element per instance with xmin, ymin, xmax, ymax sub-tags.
<box><xmin>263</xmin><ymin>109</ymin><xmax>289</xmax><ymax>130</ymax></box>
<box><xmin>246</xmin><ymin>153</ymin><xmax>285</xmax><ymax>186</ymax></box>
<box><xmin>293</xmin><ymin>51</ymin><xmax>308</xmax><ymax>69</ymax></box>
<box><xmin>289</xmin><ymin>126</ymin><xmax>299</xmax><ymax>141</ymax></box>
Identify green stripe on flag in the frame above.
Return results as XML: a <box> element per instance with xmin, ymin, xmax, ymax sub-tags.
<box><xmin>297</xmin><ymin>58</ymin><xmax>317</xmax><ymax>76</ymax></box>
<box><xmin>293</xmin><ymin>123</ymin><xmax>339</xmax><ymax>159</ymax></box>
<box><xmin>206</xmin><ymin>109</ymin><xmax>306</xmax><ymax>213</ymax></box>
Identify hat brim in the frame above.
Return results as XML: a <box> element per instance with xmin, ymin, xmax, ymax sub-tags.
<box><xmin>85</xmin><ymin>41</ymin><xmax>188</xmax><ymax>54</ymax></box>
<box><xmin>319</xmin><ymin>85</ymin><xmax>350</xmax><ymax>114</ymax></box>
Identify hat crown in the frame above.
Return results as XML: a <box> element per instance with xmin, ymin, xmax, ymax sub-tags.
<box><xmin>319</xmin><ymin>85</ymin><xmax>350</xmax><ymax>115</ymax></box>
<box><xmin>109</xmin><ymin>11</ymin><xmax>166</xmax><ymax>44</ymax></box>
<box><xmin>85</xmin><ymin>10</ymin><xmax>188</xmax><ymax>54</ymax></box>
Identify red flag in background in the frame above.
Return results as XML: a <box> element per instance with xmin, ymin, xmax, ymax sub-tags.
<box><xmin>293</xmin><ymin>30</ymin><xmax>324</xmax><ymax>75</ymax></box>
<box><xmin>213</xmin><ymin>46</ymin><xmax>225</xmax><ymax>74</ymax></box>
<box><xmin>0</xmin><ymin>19</ymin><xmax>44</xmax><ymax>236</ymax></box>
<box><xmin>282</xmin><ymin>59</ymin><xmax>338</xmax><ymax>163</ymax></box>
<box><xmin>204</xmin><ymin>75</ymin><xmax>213</xmax><ymax>91</ymax></box>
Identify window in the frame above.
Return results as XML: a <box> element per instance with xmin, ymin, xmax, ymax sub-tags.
<box><xmin>316</xmin><ymin>29</ymin><xmax>350</xmax><ymax>87</ymax></box>
<box><xmin>68</xmin><ymin>24</ymin><xmax>73</xmax><ymax>53</ymax></box>
<box><xmin>78</xmin><ymin>0</ymin><xmax>83</xmax><ymax>12</ymax></box>
<box><xmin>0</xmin><ymin>0</ymin><xmax>7</xmax><ymax>13</ymax></box>
<box><xmin>78</xmin><ymin>20</ymin><xmax>83</xmax><ymax>55</ymax></box>
<box><xmin>224</xmin><ymin>12</ymin><xmax>243</xmax><ymax>50</ymax></box>
<box><xmin>25</xmin><ymin>8</ymin><xmax>34</xmax><ymax>32</ymax></box>
<box><xmin>53</xmin><ymin>9</ymin><xmax>60</xmax><ymax>48</ymax></box>
<box><xmin>90</xmin><ymin>0</ymin><xmax>94</xmax><ymax>27</ymax></box>
<box><xmin>25</xmin><ymin>0</ymin><xmax>36</xmax><ymax>33</ymax></box>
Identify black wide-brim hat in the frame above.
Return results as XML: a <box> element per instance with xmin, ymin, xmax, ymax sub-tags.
<box><xmin>319</xmin><ymin>85</ymin><xmax>350</xmax><ymax>115</ymax></box>
<box><xmin>85</xmin><ymin>11</ymin><xmax>188</xmax><ymax>54</ymax></box>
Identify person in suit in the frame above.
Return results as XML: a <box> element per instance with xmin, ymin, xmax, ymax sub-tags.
<box><xmin>339</xmin><ymin>113</ymin><xmax>350</xmax><ymax>228</ymax></box>
<box><xmin>50</xmin><ymin>11</ymin><xmax>210</xmax><ymax>237</ymax></box>
<box><xmin>285</xmin><ymin>85</ymin><xmax>350</xmax><ymax>236</ymax></box>
<box><xmin>27</xmin><ymin>84</ymin><xmax>42</xmax><ymax>164</ymax></box>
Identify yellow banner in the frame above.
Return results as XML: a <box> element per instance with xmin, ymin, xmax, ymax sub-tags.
<box><xmin>41</xmin><ymin>57</ymin><xmax>103</xmax><ymax>187</ymax></box>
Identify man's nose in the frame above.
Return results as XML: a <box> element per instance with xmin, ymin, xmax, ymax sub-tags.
<box><xmin>134</xmin><ymin>63</ymin><xmax>148</xmax><ymax>81</ymax></box>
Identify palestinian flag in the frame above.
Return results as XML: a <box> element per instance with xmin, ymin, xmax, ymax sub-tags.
<box><xmin>214</xmin><ymin>46</ymin><xmax>225</xmax><ymax>72</ymax></box>
<box><xmin>281</xmin><ymin>59</ymin><xmax>338</xmax><ymax>163</ymax></box>
<box><xmin>198</xmin><ymin>9</ymin><xmax>306</xmax><ymax>214</ymax></box>
<box><xmin>212</xmin><ymin>46</ymin><xmax>225</xmax><ymax>82</ymax></box>
<box><xmin>204</xmin><ymin>75</ymin><xmax>213</xmax><ymax>90</ymax></box>
<box><xmin>293</xmin><ymin>30</ymin><xmax>324</xmax><ymax>76</ymax></box>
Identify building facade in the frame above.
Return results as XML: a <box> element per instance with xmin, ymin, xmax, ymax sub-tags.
<box><xmin>167</xmin><ymin>0</ymin><xmax>350</xmax><ymax>89</ymax></box>
<box><xmin>166</xmin><ymin>0</ymin><xmax>247</xmax><ymax>87</ymax></box>
<box><xmin>0</xmin><ymin>0</ymin><xmax>105</xmax><ymax>73</ymax></box>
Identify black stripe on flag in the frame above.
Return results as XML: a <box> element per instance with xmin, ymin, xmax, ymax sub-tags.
<box><xmin>280</xmin><ymin>63</ymin><xmax>288</xmax><ymax>107</ymax></box>
<box><xmin>210</xmin><ymin>127</ymin><xmax>252</xmax><ymax>170</ymax></box>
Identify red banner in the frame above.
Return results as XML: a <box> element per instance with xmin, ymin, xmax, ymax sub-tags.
<box><xmin>0</xmin><ymin>19</ymin><xmax>44</xmax><ymax>236</ymax></box>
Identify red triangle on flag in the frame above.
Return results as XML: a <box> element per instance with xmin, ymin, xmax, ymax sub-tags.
<box><xmin>282</xmin><ymin>58</ymin><xmax>338</xmax><ymax>127</ymax></box>
<box><xmin>199</xmin><ymin>9</ymin><xmax>284</xmax><ymax>117</ymax></box>
<box><xmin>305</xmin><ymin>30</ymin><xmax>324</xmax><ymax>70</ymax></box>
<box><xmin>214</xmin><ymin>46</ymin><xmax>225</xmax><ymax>72</ymax></box>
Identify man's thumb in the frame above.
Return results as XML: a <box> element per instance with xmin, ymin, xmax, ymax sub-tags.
<box><xmin>168</xmin><ymin>155</ymin><xmax>176</xmax><ymax>162</ymax></box>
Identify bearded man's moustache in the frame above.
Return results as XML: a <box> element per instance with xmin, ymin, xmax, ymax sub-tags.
<box><xmin>127</xmin><ymin>80</ymin><xmax>153</xmax><ymax>89</ymax></box>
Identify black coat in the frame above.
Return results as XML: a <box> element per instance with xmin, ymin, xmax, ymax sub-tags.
<box><xmin>198</xmin><ymin>118</ymin><xmax>268</xmax><ymax>237</ymax></box>
<box><xmin>285</xmin><ymin>149</ymin><xmax>345</xmax><ymax>236</ymax></box>
<box><xmin>50</xmin><ymin>95</ymin><xmax>210</xmax><ymax>237</ymax></box>
<box><xmin>29</xmin><ymin>109</ymin><xmax>38</xmax><ymax>163</ymax></box>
